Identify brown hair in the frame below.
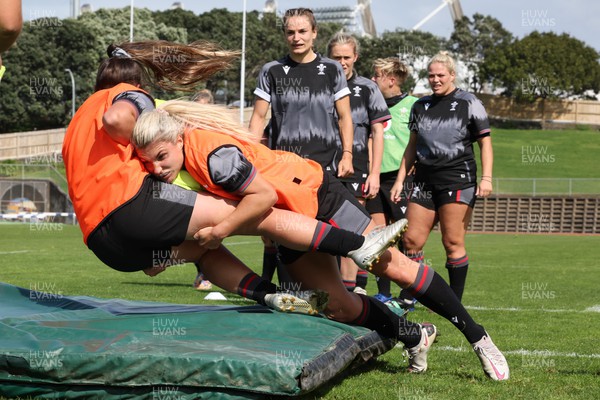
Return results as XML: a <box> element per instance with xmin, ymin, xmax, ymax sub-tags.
<box><xmin>94</xmin><ymin>40</ymin><xmax>240</xmax><ymax>92</ymax></box>
<box><xmin>282</xmin><ymin>8</ymin><xmax>317</xmax><ymax>32</ymax></box>
<box><xmin>372</xmin><ymin>57</ymin><xmax>409</xmax><ymax>86</ymax></box>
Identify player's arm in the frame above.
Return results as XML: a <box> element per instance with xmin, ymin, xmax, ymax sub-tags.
<box><xmin>391</xmin><ymin>131</ymin><xmax>417</xmax><ymax>203</ymax></box>
<box><xmin>364</xmin><ymin>122</ymin><xmax>384</xmax><ymax>198</ymax></box>
<box><xmin>476</xmin><ymin>135</ymin><xmax>493</xmax><ymax>197</ymax></box>
<box><xmin>103</xmin><ymin>91</ymin><xmax>154</xmax><ymax>145</ymax></box>
<box><xmin>0</xmin><ymin>0</ymin><xmax>22</xmax><ymax>54</ymax></box>
<box><xmin>193</xmin><ymin>146</ymin><xmax>277</xmax><ymax>248</ymax></box>
<box><xmin>248</xmin><ymin>98</ymin><xmax>270</xmax><ymax>144</ymax></box>
<box><xmin>102</xmin><ymin>101</ymin><xmax>138</xmax><ymax>145</ymax></box>
<box><xmin>335</xmin><ymin>95</ymin><xmax>354</xmax><ymax>178</ymax></box>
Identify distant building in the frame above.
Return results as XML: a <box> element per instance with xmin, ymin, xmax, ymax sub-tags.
<box><xmin>264</xmin><ymin>0</ymin><xmax>376</xmax><ymax>37</ymax></box>
<box><xmin>314</xmin><ymin>3</ymin><xmax>376</xmax><ymax>37</ymax></box>
<box><xmin>171</xmin><ymin>2</ymin><xmax>184</xmax><ymax>10</ymax></box>
<box><xmin>80</xmin><ymin>4</ymin><xmax>93</xmax><ymax>14</ymax></box>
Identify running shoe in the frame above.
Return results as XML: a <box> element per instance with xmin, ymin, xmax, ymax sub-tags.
<box><xmin>373</xmin><ymin>293</ymin><xmax>393</xmax><ymax>303</ymax></box>
<box><xmin>264</xmin><ymin>290</ymin><xmax>329</xmax><ymax>316</ymax></box>
<box><xmin>472</xmin><ymin>332</ymin><xmax>510</xmax><ymax>380</ymax></box>
<box><xmin>405</xmin><ymin>324</ymin><xmax>437</xmax><ymax>373</ymax></box>
<box><xmin>348</xmin><ymin>219</ymin><xmax>408</xmax><ymax>270</ymax></box>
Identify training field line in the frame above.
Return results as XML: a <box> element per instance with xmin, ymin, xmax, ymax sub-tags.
<box><xmin>435</xmin><ymin>345</ymin><xmax>600</xmax><ymax>359</ymax></box>
<box><xmin>224</xmin><ymin>240</ymin><xmax>262</xmax><ymax>246</ymax></box>
<box><xmin>464</xmin><ymin>305</ymin><xmax>600</xmax><ymax>313</ymax></box>
<box><xmin>0</xmin><ymin>250</ymin><xmax>30</xmax><ymax>255</ymax></box>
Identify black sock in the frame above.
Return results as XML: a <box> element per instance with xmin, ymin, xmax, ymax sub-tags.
<box><xmin>376</xmin><ymin>276</ymin><xmax>392</xmax><ymax>298</ymax></box>
<box><xmin>194</xmin><ymin>262</ymin><xmax>202</xmax><ymax>274</ymax></box>
<box><xmin>356</xmin><ymin>270</ymin><xmax>368</xmax><ymax>289</ymax></box>
<box><xmin>237</xmin><ymin>272</ymin><xmax>277</xmax><ymax>305</ymax></box>
<box><xmin>343</xmin><ymin>279</ymin><xmax>356</xmax><ymax>291</ymax></box>
<box><xmin>350</xmin><ymin>294</ymin><xmax>421</xmax><ymax>348</ymax></box>
<box><xmin>407</xmin><ymin>264</ymin><xmax>485</xmax><ymax>343</ymax></box>
<box><xmin>446</xmin><ymin>255</ymin><xmax>469</xmax><ymax>302</ymax></box>
<box><xmin>260</xmin><ymin>246</ymin><xmax>278</xmax><ymax>281</ymax></box>
<box><xmin>399</xmin><ymin>251</ymin><xmax>423</xmax><ymax>300</ymax></box>
<box><xmin>310</xmin><ymin>221</ymin><xmax>365</xmax><ymax>256</ymax></box>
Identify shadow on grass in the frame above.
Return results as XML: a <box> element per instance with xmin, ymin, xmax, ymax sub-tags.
<box><xmin>120</xmin><ymin>281</ymin><xmax>192</xmax><ymax>288</ymax></box>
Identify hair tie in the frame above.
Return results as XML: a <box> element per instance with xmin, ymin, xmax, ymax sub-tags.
<box><xmin>111</xmin><ymin>47</ymin><xmax>132</xmax><ymax>58</ymax></box>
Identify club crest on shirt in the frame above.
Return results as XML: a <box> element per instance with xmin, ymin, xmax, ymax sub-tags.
<box><xmin>352</xmin><ymin>182</ymin><xmax>359</xmax><ymax>191</ymax></box>
<box><xmin>282</xmin><ymin>65</ymin><xmax>291</xmax><ymax>75</ymax></box>
<box><xmin>450</xmin><ymin>101</ymin><xmax>458</xmax><ymax>111</ymax></box>
<box><xmin>382</xmin><ymin>119</ymin><xmax>392</xmax><ymax>132</ymax></box>
<box><xmin>424</xmin><ymin>103</ymin><xmax>431</xmax><ymax>111</ymax></box>
<box><xmin>353</xmin><ymin>86</ymin><xmax>362</xmax><ymax>97</ymax></box>
<box><xmin>316</xmin><ymin>63</ymin><xmax>326</xmax><ymax>75</ymax></box>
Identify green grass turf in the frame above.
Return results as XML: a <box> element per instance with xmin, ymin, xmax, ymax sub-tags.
<box><xmin>489</xmin><ymin>129</ymin><xmax>600</xmax><ymax>179</ymax></box>
<box><xmin>474</xmin><ymin>128</ymin><xmax>600</xmax><ymax>195</ymax></box>
<box><xmin>1</xmin><ymin>223</ymin><xmax>599</xmax><ymax>399</ymax></box>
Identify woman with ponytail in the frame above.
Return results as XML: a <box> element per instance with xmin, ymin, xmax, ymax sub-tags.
<box><xmin>61</xmin><ymin>40</ymin><xmax>418</xmax><ymax>335</ymax></box>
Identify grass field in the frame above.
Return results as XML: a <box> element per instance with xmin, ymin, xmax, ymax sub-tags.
<box><xmin>1</xmin><ymin>223</ymin><xmax>599</xmax><ymax>399</ymax></box>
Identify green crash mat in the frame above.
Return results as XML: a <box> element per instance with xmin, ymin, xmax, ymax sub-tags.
<box><xmin>0</xmin><ymin>282</ymin><xmax>395</xmax><ymax>399</ymax></box>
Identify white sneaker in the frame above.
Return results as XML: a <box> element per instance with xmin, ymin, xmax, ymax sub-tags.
<box><xmin>405</xmin><ymin>323</ymin><xmax>437</xmax><ymax>373</ymax></box>
<box><xmin>264</xmin><ymin>290</ymin><xmax>329</xmax><ymax>316</ymax></box>
<box><xmin>472</xmin><ymin>332</ymin><xmax>510</xmax><ymax>380</ymax></box>
<box><xmin>353</xmin><ymin>286</ymin><xmax>368</xmax><ymax>295</ymax></box>
<box><xmin>348</xmin><ymin>219</ymin><xmax>408</xmax><ymax>271</ymax></box>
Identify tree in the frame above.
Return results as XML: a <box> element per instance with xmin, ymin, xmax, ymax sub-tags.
<box><xmin>481</xmin><ymin>31</ymin><xmax>600</xmax><ymax>100</ymax></box>
<box><xmin>449</xmin><ymin>13</ymin><xmax>514</xmax><ymax>92</ymax></box>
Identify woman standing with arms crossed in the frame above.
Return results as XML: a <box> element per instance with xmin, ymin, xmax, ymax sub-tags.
<box><xmin>391</xmin><ymin>51</ymin><xmax>494</xmax><ymax>303</ymax></box>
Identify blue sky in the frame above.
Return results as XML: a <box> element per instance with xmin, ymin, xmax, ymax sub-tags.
<box><xmin>21</xmin><ymin>0</ymin><xmax>599</xmax><ymax>51</ymax></box>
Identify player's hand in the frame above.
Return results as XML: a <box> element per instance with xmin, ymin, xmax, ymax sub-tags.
<box><xmin>194</xmin><ymin>226</ymin><xmax>223</xmax><ymax>249</ymax></box>
<box><xmin>337</xmin><ymin>154</ymin><xmax>354</xmax><ymax>178</ymax></box>
<box><xmin>363</xmin><ymin>174</ymin><xmax>380</xmax><ymax>199</ymax></box>
<box><xmin>390</xmin><ymin>180</ymin><xmax>404</xmax><ymax>203</ymax></box>
<box><xmin>476</xmin><ymin>179</ymin><xmax>493</xmax><ymax>197</ymax></box>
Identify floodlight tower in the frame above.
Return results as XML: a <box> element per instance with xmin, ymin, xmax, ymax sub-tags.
<box><xmin>412</xmin><ymin>0</ymin><xmax>464</xmax><ymax>31</ymax></box>
<box><xmin>71</xmin><ymin>0</ymin><xmax>80</xmax><ymax>18</ymax></box>
<box><xmin>357</xmin><ymin>0</ymin><xmax>376</xmax><ymax>37</ymax></box>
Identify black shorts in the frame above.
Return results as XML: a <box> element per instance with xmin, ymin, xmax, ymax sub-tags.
<box><xmin>278</xmin><ymin>171</ymin><xmax>371</xmax><ymax>265</ymax></box>
<box><xmin>341</xmin><ymin>180</ymin><xmax>366</xmax><ymax>198</ymax></box>
<box><xmin>87</xmin><ymin>176</ymin><xmax>196</xmax><ymax>272</ymax></box>
<box><xmin>365</xmin><ymin>171</ymin><xmax>410</xmax><ymax>222</ymax></box>
<box><xmin>409</xmin><ymin>180</ymin><xmax>476</xmax><ymax>211</ymax></box>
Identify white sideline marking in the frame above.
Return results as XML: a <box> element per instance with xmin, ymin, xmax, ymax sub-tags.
<box><xmin>0</xmin><ymin>250</ymin><xmax>30</xmax><ymax>255</ymax></box>
<box><xmin>224</xmin><ymin>240</ymin><xmax>261</xmax><ymax>246</ymax></box>
<box><xmin>464</xmin><ymin>305</ymin><xmax>598</xmax><ymax>313</ymax></box>
<box><xmin>436</xmin><ymin>345</ymin><xmax>600</xmax><ymax>359</ymax></box>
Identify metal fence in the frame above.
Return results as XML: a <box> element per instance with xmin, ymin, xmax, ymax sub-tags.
<box><xmin>491</xmin><ymin>178</ymin><xmax>600</xmax><ymax>196</ymax></box>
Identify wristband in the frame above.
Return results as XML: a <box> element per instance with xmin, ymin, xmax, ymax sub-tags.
<box><xmin>343</xmin><ymin>150</ymin><xmax>352</xmax><ymax>155</ymax></box>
